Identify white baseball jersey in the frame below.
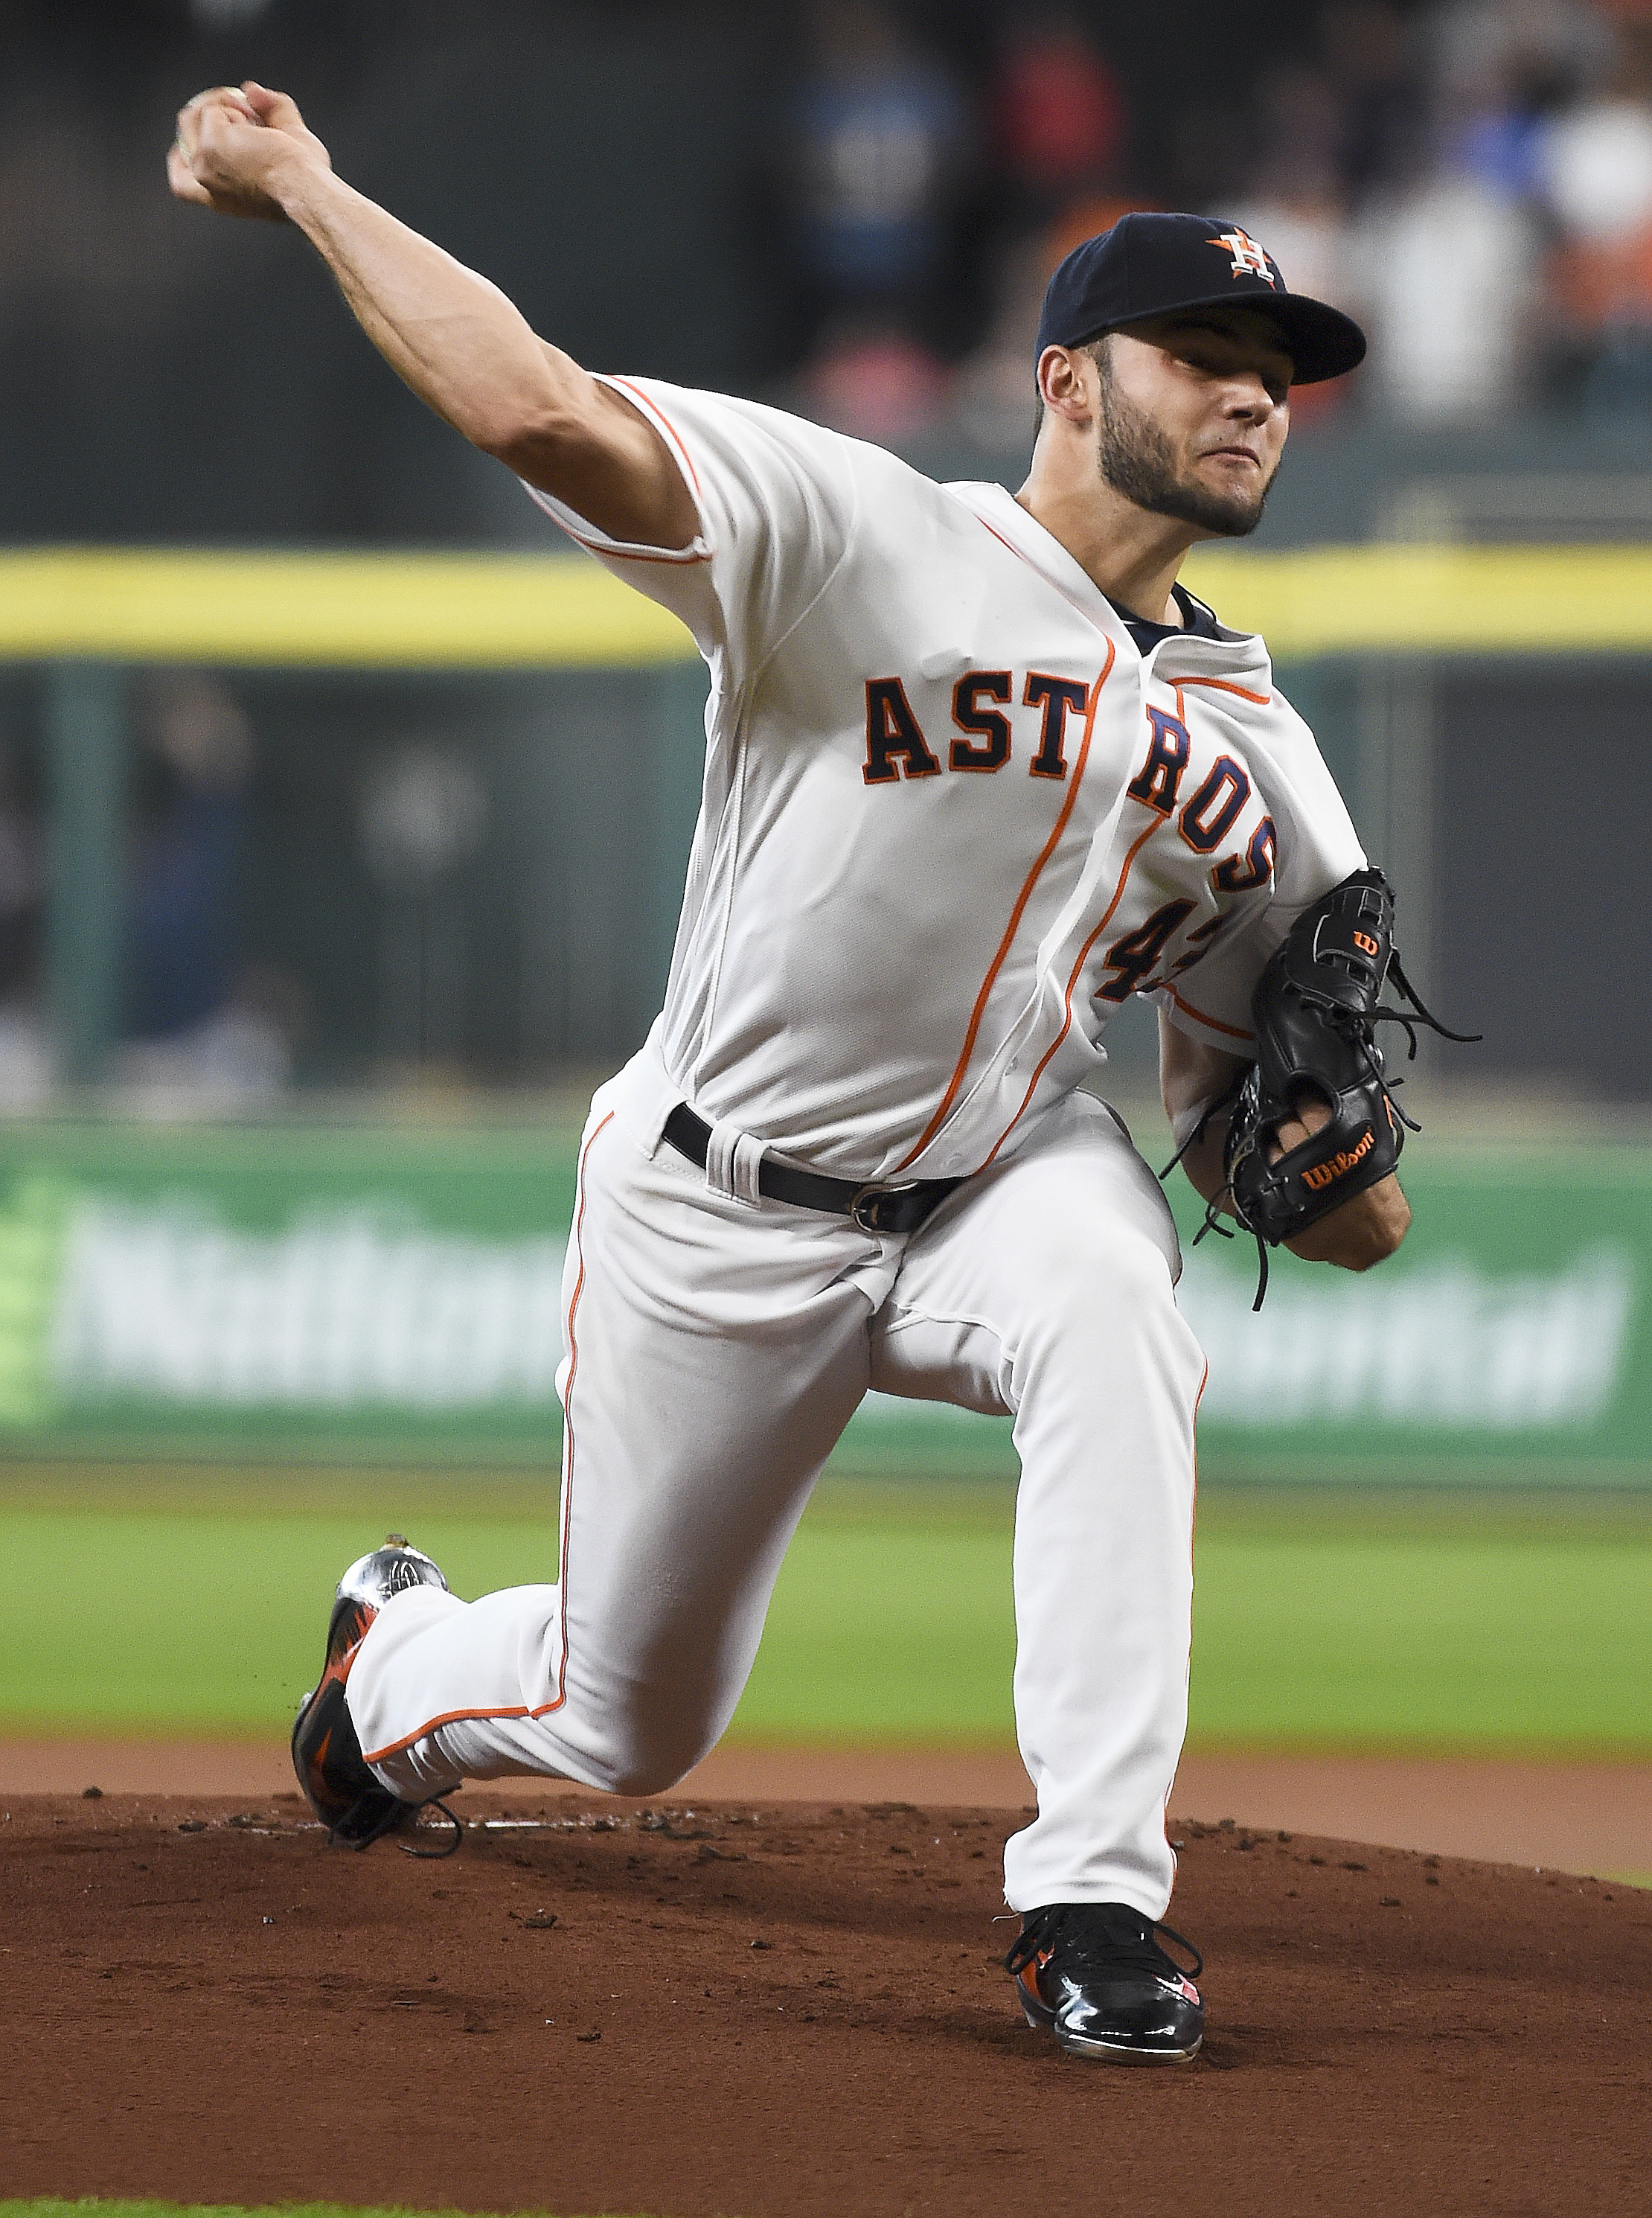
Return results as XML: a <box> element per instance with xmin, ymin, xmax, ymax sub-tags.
<box><xmin>527</xmin><ymin>377</ymin><xmax>1363</xmax><ymax>1183</ymax></box>
<box><xmin>348</xmin><ymin>376</ymin><xmax>1366</xmax><ymax>1925</ymax></box>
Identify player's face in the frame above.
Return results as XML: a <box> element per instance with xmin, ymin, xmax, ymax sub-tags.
<box><xmin>1093</xmin><ymin>311</ymin><xmax>1293</xmax><ymax>538</ymax></box>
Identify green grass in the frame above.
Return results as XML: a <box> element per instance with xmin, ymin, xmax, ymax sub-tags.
<box><xmin>0</xmin><ymin>1504</ymin><xmax>566</xmax><ymax>1731</ymax></box>
<box><xmin>749</xmin><ymin>1486</ymin><xmax>1652</xmax><ymax>1751</ymax></box>
<box><xmin>1</xmin><ymin>1474</ymin><xmax>1648</xmax><ymax>1752</ymax></box>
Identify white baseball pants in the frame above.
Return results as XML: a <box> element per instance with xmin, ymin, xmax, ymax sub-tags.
<box><xmin>345</xmin><ymin>1049</ymin><xmax>1206</xmax><ymax>1919</ymax></box>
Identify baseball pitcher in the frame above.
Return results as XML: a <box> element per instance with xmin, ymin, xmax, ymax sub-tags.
<box><xmin>171</xmin><ymin>82</ymin><xmax>1418</xmax><ymax>2063</ymax></box>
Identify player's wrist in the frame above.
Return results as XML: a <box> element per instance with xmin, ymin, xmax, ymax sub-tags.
<box><xmin>261</xmin><ymin>137</ymin><xmax>331</xmax><ymax>220</ymax></box>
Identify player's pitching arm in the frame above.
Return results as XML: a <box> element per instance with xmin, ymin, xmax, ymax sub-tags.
<box><xmin>167</xmin><ymin>83</ymin><xmax>698</xmax><ymax>550</ymax></box>
<box><xmin>1159</xmin><ymin>1012</ymin><xmax>1410</xmax><ymax>1270</ymax></box>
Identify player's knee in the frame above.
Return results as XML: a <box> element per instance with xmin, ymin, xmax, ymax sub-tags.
<box><xmin>603</xmin><ymin>1751</ymin><xmax>697</xmax><ymax>1797</ymax></box>
<box><xmin>599</xmin><ymin>1704</ymin><xmax>721</xmax><ymax>1797</ymax></box>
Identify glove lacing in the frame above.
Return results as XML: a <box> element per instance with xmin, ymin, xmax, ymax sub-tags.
<box><xmin>1158</xmin><ymin>956</ymin><xmax>1479</xmax><ymax>1311</ymax></box>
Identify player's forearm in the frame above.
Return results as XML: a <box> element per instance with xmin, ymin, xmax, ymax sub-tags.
<box><xmin>271</xmin><ymin>158</ymin><xmax>585</xmax><ymax>458</ymax></box>
<box><xmin>1176</xmin><ymin>1119</ymin><xmax>1230</xmax><ymax>1210</ymax></box>
<box><xmin>172</xmin><ymin>86</ymin><xmax>695</xmax><ymax>544</ymax></box>
<box><xmin>1159</xmin><ymin>1011</ymin><xmax>1244</xmax><ymax>1209</ymax></box>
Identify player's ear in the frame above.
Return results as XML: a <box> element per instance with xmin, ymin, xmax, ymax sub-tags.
<box><xmin>1036</xmin><ymin>345</ymin><xmax>1094</xmax><ymax>424</ymax></box>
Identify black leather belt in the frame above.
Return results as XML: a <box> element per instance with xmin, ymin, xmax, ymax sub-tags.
<box><xmin>662</xmin><ymin>1102</ymin><xmax>965</xmax><ymax>1236</ymax></box>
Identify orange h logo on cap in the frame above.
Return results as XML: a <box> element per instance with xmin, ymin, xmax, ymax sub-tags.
<box><xmin>1207</xmin><ymin>228</ymin><xmax>1276</xmax><ymax>285</ymax></box>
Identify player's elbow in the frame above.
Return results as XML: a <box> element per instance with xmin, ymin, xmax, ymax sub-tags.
<box><xmin>470</xmin><ymin>396</ymin><xmax>586</xmax><ymax>478</ymax></box>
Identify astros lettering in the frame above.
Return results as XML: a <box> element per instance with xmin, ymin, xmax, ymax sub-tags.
<box><xmin>862</xmin><ymin>670</ymin><xmax>1093</xmax><ymax>784</ymax></box>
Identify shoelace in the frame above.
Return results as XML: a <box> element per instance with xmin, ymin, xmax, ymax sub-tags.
<box><xmin>328</xmin><ymin>1789</ymin><xmax>464</xmax><ymax>1859</ymax></box>
<box><xmin>1003</xmin><ymin>1902</ymin><xmax>1203</xmax><ymax>1984</ymax></box>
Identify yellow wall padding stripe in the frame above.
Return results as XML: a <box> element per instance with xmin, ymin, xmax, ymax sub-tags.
<box><xmin>0</xmin><ymin>548</ymin><xmax>697</xmax><ymax>668</ymax></box>
<box><xmin>1183</xmin><ymin>543</ymin><xmax>1652</xmax><ymax>657</ymax></box>
<box><xmin>1</xmin><ymin>543</ymin><xmax>1650</xmax><ymax>667</ymax></box>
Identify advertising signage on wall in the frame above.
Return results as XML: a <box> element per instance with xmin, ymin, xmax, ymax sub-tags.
<box><xmin>0</xmin><ymin>1125</ymin><xmax>580</xmax><ymax>1460</ymax></box>
<box><xmin>0</xmin><ymin>1122</ymin><xmax>1642</xmax><ymax>1481</ymax></box>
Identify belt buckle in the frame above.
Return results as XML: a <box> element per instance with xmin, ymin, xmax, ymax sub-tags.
<box><xmin>850</xmin><ymin>1183</ymin><xmax>918</xmax><ymax>1234</ymax></box>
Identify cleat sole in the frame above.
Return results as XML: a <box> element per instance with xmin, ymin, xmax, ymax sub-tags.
<box><xmin>1019</xmin><ymin>1984</ymin><xmax>1202</xmax><ymax>2063</ymax></box>
<box><xmin>1054</xmin><ymin>2027</ymin><xmax>1203</xmax><ymax>2063</ymax></box>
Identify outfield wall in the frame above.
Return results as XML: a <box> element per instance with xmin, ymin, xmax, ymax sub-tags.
<box><xmin>0</xmin><ymin>1119</ymin><xmax>1641</xmax><ymax>1485</ymax></box>
<box><xmin>10</xmin><ymin>543</ymin><xmax>1652</xmax><ymax>1099</ymax></box>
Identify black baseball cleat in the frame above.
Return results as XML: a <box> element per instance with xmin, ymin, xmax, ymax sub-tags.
<box><xmin>1005</xmin><ymin>1902</ymin><xmax>1205</xmax><ymax>2062</ymax></box>
<box><xmin>291</xmin><ymin>1534</ymin><xmax>453</xmax><ymax>1852</ymax></box>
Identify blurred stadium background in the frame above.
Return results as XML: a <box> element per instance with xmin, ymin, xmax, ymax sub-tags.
<box><xmin>1</xmin><ymin>0</ymin><xmax>1650</xmax><ymax>1808</ymax></box>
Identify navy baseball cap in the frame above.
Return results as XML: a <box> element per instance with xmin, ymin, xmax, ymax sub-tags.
<box><xmin>1036</xmin><ymin>211</ymin><xmax>1366</xmax><ymax>386</ymax></box>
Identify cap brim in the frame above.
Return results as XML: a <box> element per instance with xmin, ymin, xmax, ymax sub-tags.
<box><xmin>1106</xmin><ymin>290</ymin><xmax>1368</xmax><ymax>385</ymax></box>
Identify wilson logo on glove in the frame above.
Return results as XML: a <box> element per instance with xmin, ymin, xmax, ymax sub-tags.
<box><xmin>1299</xmin><ymin>1128</ymin><xmax>1374</xmax><ymax>1191</ymax></box>
<box><xmin>1162</xmin><ymin>866</ymin><xmax>1480</xmax><ymax>1308</ymax></box>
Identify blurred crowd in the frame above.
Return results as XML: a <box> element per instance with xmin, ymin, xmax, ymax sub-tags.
<box><xmin>0</xmin><ymin>678</ymin><xmax>303</xmax><ymax>1110</ymax></box>
<box><xmin>781</xmin><ymin>0</ymin><xmax>1652</xmax><ymax>444</ymax></box>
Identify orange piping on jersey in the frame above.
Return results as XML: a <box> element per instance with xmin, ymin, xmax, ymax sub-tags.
<box><xmin>1165</xmin><ymin>985</ymin><xmax>1254</xmax><ymax>1041</ymax></box>
<box><xmin>977</xmin><ymin>677</ymin><xmax>1258</xmax><ymax>1168</ymax></box>
<box><xmin>1165</xmin><ymin>1358</ymin><xmax>1209</xmax><ymax>1873</ymax></box>
<box><xmin>976</xmin><ymin>516</ymin><xmax>1029</xmax><ymax>564</ymax></box>
<box><xmin>543</xmin><ymin>1108</ymin><xmax>613</xmax><ymax>1716</ymax></box>
<box><xmin>1177</xmin><ymin>675</ymin><xmax>1271</xmax><ymax>705</ymax></box>
<box><xmin>889</xmin><ymin>641</ymin><xmax>1115</xmax><ymax>1177</ymax></box>
<box><xmin>609</xmin><ymin>377</ymin><xmax>703</xmax><ymax>495</ymax></box>
<box><xmin>360</xmin><ymin>1109</ymin><xmax>615</xmax><ymax>1768</ymax></box>
<box><xmin>976</xmin><ymin>811</ymin><xmax>1160</xmax><ymax>1169</ymax></box>
<box><xmin>363</xmin><ymin>1702</ymin><xmax>535</xmax><ymax>1765</ymax></box>
<box><xmin>1190</xmin><ymin>1361</ymin><xmax>1208</xmax><ymax>1542</ymax></box>
<box><xmin>1187</xmin><ymin>1360</ymin><xmax>1208</xmax><ymax>1627</ymax></box>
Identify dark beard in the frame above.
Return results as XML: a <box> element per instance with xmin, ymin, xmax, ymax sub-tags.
<box><xmin>1097</xmin><ymin>359</ymin><xmax>1275</xmax><ymax>537</ymax></box>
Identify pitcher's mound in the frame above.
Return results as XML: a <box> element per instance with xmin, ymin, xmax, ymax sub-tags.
<box><xmin>4</xmin><ymin>1794</ymin><xmax>1647</xmax><ymax>2218</ymax></box>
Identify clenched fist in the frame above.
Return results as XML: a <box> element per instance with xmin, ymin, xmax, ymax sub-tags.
<box><xmin>167</xmin><ymin>81</ymin><xmax>330</xmax><ymax>222</ymax></box>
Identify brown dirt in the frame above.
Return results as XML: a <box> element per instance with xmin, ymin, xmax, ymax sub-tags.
<box><xmin>3</xmin><ymin>1793</ymin><xmax>1649</xmax><ymax>2218</ymax></box>
<box><xmin>6</xmin><ymin>1739</ymin><xmax>1650</xmax><ymax>1876</ymax></box>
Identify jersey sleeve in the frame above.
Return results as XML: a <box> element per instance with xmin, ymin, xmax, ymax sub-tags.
<box><xmin>521</xmin><ymin>377</ymin><xmax>859</xmax><ymax>681</ymax></box>
<box><xmin>1154</xmin><ymin>687</ymin><xmax>1367</xmax><ymax>1055</ymax></box>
